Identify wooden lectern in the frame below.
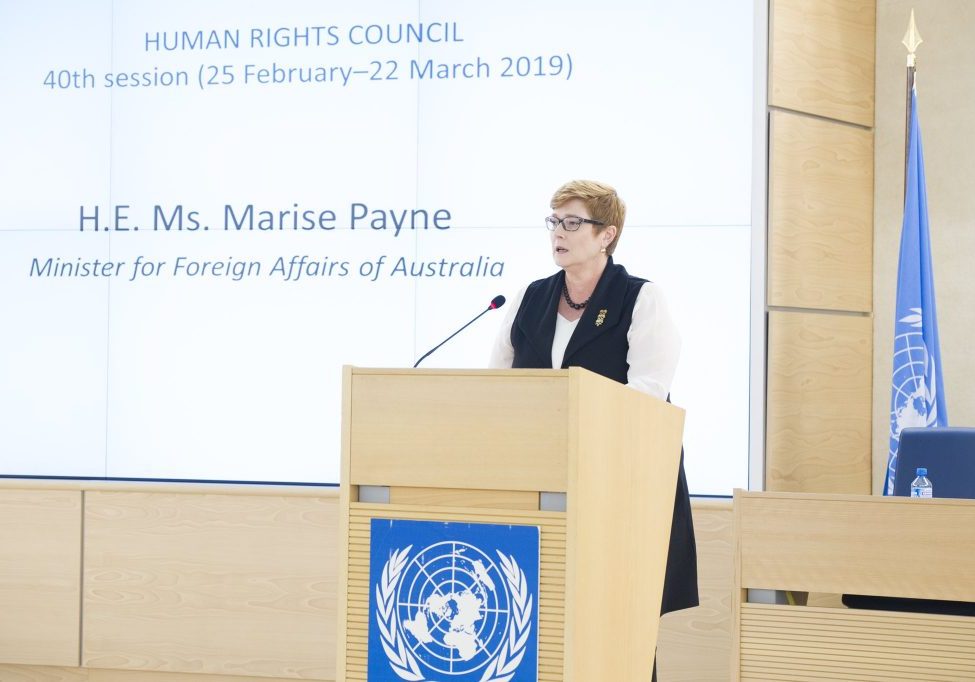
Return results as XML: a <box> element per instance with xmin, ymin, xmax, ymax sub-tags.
<box><xmin>335</xmin><ymin>367</ymin><xmax>686</xmax><ymax>681</ymax></box>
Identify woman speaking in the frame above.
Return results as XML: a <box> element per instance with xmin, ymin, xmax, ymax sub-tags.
<box><xmin>489</xmin><ymin>179</ymin><xmax>698</xmax><ymax>680</ymax></box>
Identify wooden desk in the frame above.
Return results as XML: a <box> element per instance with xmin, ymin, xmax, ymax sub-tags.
<box><xmin>733</xmin><ymin>491</ymin><xmax>975</xmax><ymax>681</ymax></box>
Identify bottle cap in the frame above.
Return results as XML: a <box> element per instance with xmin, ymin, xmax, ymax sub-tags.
<box><xmin>916</xmin><ymin>467</ymin><xmax>927</xmax><ymax>476</ymax></box>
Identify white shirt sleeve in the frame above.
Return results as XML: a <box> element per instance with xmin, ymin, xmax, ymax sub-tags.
<box><xmin>488</xmin><ymin>286</ymin><xmax>525</xmax><ymax>369</ymax></box>
<box><xmin>626</xmin><ymin>282</ymin><xmax>681</xmax><ymax>400</ymax></box>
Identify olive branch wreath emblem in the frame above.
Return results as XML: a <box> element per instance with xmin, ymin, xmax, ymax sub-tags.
<box><xmin>374</xmin><ymin>545</ymin><xmax>534</xmax><ymax>682</ymax></box>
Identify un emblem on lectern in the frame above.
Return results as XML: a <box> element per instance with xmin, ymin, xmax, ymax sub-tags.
<box><xmin>368</xmin><ymin>519</ymin><xmax>540</xmax><ymax>681</ymax></box>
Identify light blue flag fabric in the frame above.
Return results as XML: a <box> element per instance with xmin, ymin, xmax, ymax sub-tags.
<box><xmin>885</xmin><ymin>88</ymin><xmax>948</xmax><ymax>495</ymax></box>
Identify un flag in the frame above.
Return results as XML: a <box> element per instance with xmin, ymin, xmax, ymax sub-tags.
<box><xmin>885</xmin><ymin>88</ymin><xmax>948</xmax><ymax>495</ymax></box>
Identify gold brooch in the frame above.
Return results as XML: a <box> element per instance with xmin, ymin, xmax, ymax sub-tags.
<box><xmin>595</xmin><ymin>309</ymin><xmax>608</xmax><ymax>326</ymax></box>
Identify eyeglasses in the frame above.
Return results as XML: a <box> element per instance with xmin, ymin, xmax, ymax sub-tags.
<box><xmin>545</xmin><ymin>215</ymin><xmax>605</xmax><ymax>231</ymax></box>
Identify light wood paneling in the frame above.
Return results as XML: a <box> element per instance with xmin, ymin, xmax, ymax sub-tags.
<box><xmin>90</xmin><ymin>671</ymin><xmax>309</xmax><ymax>682</ymax></box>
<box><xmin>567</xmin><ymin>372</ymin><xmax>685</xmax><ymax>681</ymax></box>
<box><xmin>0</xmin><ymin>479</ymin><xmax>332</xmax><ymax>496</ymax></box>
<box><xmin>0</xmin><ymin>668</ymin><xmax>330</xmax><ymax>682</ymax></box>
<box><xmin>0</xmin><ymin>666</ymin><xmax>87</xmax><ymax>682</ymax></box>
<box><xmin>657</xmin><ymin>500</ymin><xmax>733</xmax><ymax>682</ymax></box>
<box><xmin>343</xmin><ymin>504</ymin><xmax>567</xmax><ymax>681</ymax></box>
<box><xmin>389</xmin><ymin>486</ymin><xmax>539</xmax><ymax>510</ymax></box>
<box><xmin>83</xmin><ymin>491</ymin><xmax>337</xmax><ymax>679</ymax></box>
<box><xmin>769</xmin><ymin>110</ymin><xmax>874</xmax><ymax>312</ymax></box>
<box><xmin>766</xmin><ymin>311</ymin><xmax>872</xmax><ymax>493</ymax></box>
<box><xmin>770</xmin><ymin>0</ymin><xmax>875</xmax><ymax>126</ymax></box>
<box><xmin>741</xmin><ymin>603</ymin><xmax>975</xmax><ymax>680</ymax></box>
<box><xmin>0</xmin><ymin>484</ymin><xmax>734</xmax><ymax>682</ymax></box>
<box><xmin>734</xmin><ymin>492</ymin><xmax>975</xmax><ymax>680</ymax></box>
<box><xmin>738</xmin><ymin>492</ymin><xmax>975</xmax><ymax>600</ymax></box>
<box><xmin>0</xmin><ymin>490</ymin><xmax>81</xmax><ymax>667</ymax></box>
<box><xmin>349</xmin><ymin>369</ymin><xmax>569</xmax><ymax>493</ymax></box>
<box><xmin>335</xmin><ymin>367</ymin><xmax>354</xmax><ymax>681</ymax></box>
<box><xmin>766</xmin><ymin>0</ymin><xmax>876</xmax><ymax>494</ymax></box>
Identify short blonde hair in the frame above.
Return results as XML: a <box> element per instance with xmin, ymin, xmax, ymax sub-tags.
<box><xmin>550</xmin><ymin>180</ymin><xmax>626</xmax><ymax>254</ymax></box>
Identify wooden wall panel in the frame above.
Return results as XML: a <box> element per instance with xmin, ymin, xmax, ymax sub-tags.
<box><xmin>89</xmin><ymin>671</ymin><xmax>307</xmax><ymax>682</ymax></box>
<box><xmin>0</xmin><ymin>668</ymin><xmax>322</xmax><ymax>682</ymax></box>
<box><xmin>766</xmin><ymin>0</ymin><xmax>876</xmax><ymax>494</ymax></box>
<box><xmin>83</xmin><ymin>491</ymin><xmax>337</xmax><ymax>680</ymax></box>
<box><xmin>770</xmin><ymin>0</ymin><xmax>876</xmax><ymax>126</ymax></box>
<box><xmin>657</xmin><ymin>500</ymin><xmax>733</xmax><ymax>682</ymax></box>
<box><xmin>766</xmin><ymin>312</ymin><xmax>872</xmax><ymax>493</ymax></box>
<box><xmin>769</xmin><ymin>110</ymin><xmax>874</xmax><ymax>312</ymax></box>
<box><xmin>0</xmin><ymin>490</ymin><xmax>81</xmax><ymax>667</ymax></box>
<box><xmin>0</xmin><ymin>666</ymin><xmax>87</xmax><ymax>682</ymax></box>
<box><xmin>741</xmin><ymin>604</ymin><xmax>975</xmax><ymax>681</ymax></box>
<box><xmin>0</xmin><ymin>485</ymin><xmax>734</xmax><ymax>682</ymax></box>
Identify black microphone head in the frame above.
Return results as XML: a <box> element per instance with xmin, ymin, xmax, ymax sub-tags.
<box><xmin>490</xmin><ymin>295</ymin><xmax>506</xmax><ymax>310</ymax></box>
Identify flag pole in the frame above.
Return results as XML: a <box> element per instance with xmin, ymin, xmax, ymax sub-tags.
<box><xmin>885</xmin><ymin>9</ymin><xmax>948</xmax><ymax>495</ymax></box>
<box><xmin>902</xmin><ymin>10</ymin><xmax>922</xmax><ymax>196</ymax></box>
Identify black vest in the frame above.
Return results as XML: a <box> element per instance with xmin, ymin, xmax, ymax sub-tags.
<box><xmin>510</xmin><ymin>259</ymin><xmax>699</xmax><ymax>615</ymax></box>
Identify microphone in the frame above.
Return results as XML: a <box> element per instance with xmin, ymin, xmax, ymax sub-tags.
<box><xmin>413</xmin><ymin>295</ymin><xmax>506</xmax><ymax>368</ymax></box>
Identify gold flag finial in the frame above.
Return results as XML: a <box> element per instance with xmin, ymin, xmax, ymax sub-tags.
<box><xmin>903</xmin><ymin>9</ymin><xmax>922</xmax><ymax>67</ymax></box>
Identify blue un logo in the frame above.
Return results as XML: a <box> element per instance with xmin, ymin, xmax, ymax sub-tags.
<box><xmin>368</xmin><ymin>519</ymin><xmax>540</xmax><ymax>682</ymax></box>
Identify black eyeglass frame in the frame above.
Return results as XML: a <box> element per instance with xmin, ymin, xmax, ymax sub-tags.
<box><xmin>544</xmin><ymin>215</ymin><xmax>606</xmax><ymax>231</ymax></box>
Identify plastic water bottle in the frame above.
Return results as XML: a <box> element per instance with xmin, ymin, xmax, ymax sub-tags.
<box><xmin>911</xmin><ymin>468</ymin><xmax>933</xmax><ymax>498</ymax></box>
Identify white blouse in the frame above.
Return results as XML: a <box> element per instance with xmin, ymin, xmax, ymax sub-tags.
<box><xmin>551</xmin><ymin>314</ymin><xmax>580</xmax><ymax>369</ymax></box>
<box><xmin>488</xmin><ymin>281</ymin><xmax>680</xmax><ymax>401</ymax></box>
